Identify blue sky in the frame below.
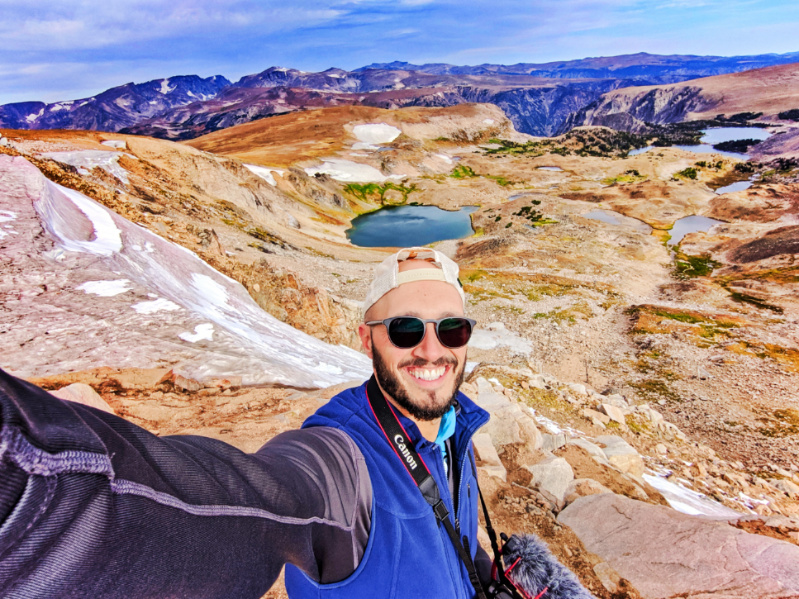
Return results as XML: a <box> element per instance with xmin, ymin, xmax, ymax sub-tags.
<box><xmin>1</xmin><ymin>0</ymin><xmax>798</xmax><ymax>104</ymax></box>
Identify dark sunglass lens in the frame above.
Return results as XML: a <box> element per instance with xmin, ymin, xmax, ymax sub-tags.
<box><xmin>388</xmin><ymin>317</ymin><xmax>425</xmax><ymax>348</ymax></box>
<box><xmin>437</xmin><ymin>318</ymin><xmax>472</xmax><ymax>348</ymax></box>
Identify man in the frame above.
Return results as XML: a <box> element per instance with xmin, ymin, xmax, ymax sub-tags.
<box><xmin>0</xmin><ymin>247</ymin><xmax>489</xmax><ymax>598</ymax></box>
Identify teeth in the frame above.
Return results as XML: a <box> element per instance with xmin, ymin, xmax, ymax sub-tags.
<box><xmin>408</xmin><ymin>367</ymin><xmax>446</xmax><ymax>381</ymax></box>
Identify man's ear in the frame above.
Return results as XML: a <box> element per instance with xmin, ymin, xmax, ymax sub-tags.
<box><xmin>358</xmin><ymin>323</ymin><xmax>374</xmax><ymax>358</ymax></box>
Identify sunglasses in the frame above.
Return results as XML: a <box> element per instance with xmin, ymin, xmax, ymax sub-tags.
<box><xmin>365</xmin><ymin>316</ymin><xmax>476</xmax><ymax>349</ymax></box>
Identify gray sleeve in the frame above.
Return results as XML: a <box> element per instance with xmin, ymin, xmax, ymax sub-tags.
<box><xmin>0</xmin><ymin>368</ymin><xmax>372</xmax><ymax>597</ymax></box>
<box><xmin>255</xmin><ymin>426</ymin><xmax>372</xmax><ymax>584</ymax></box>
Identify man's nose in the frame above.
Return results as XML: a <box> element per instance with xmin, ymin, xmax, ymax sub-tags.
<box><xmin>412</xmin><ymin>322</ymin><xmax>447</xmax><ymax>360</ymax></box>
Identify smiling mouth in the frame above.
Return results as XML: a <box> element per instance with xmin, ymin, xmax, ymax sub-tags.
<box><xmin>407</xmin><ymin>366</ymin><xmax>447</xmax><ymax>382</ymax></box>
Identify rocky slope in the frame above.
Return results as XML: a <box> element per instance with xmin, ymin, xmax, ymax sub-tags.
<box><xmin>565</xmin><ymin>62</ymin><xmax>799</xmax><ymax>133</ymax></box>
<box><xmin>2</xmin><ymin>96</ymin><xmax>799</xmax><ymax>597</ymax></box>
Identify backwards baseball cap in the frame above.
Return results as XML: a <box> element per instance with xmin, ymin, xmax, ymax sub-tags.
<box><xmin>363</xmin><ymin>247</ymin><xmax>465</xmax><ymax>314</ymax></box>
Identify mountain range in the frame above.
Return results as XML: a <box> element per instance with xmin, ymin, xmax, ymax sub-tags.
<box><xmin>2</xmin><ymin>51</ymin><xmax>799</xmax><ymax>139</ymax></box>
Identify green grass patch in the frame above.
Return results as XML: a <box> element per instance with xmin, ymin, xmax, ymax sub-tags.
<box><xmin>674</xmin><ymin>254</ymin><xmax>721</xmax><ymax>278</ymax></box>
<box><xmin>601</xmin><ymin>169</ymin><xmax>646</xmax><ymax>185</ymax></box>
<box><xmin>630</xmin><ymin>379</ymin><xmax>681</xmax><ymax>402</ymax></box>
<box><xmin>343</xmin><ymin>182</ymin><xmax>418</xmax><ymax>205</ymax></box>
<box><xmin>512</xmin><ymin>199</ymin><xmax>557</xmax><ymax>226</ymax></box>
<box><xmin>450</xmin><ymin>164</ymin><xmax>479</xmax><ymax>179</ymax></box>
<box><xmin>673</xmin><ymin>167</ymin><xmax>698</xmax><ymax>181</ymax></box>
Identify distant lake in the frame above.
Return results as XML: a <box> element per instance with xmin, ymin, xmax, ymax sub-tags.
<box><xmin>582</xmin><ymin>209</ymin><xmax>652</xmax><ymax>233</ymax></box>
<box><xmin>630</xmin><ymin>127</ymin><xmax>772</xmax><ymax>160</ymax></box>
<box><xmin>715</xmin><ymin>180</ymin><xmax>753</xmax><ymax>194</ymax></box>
<box><xmin>668</xmin><ymin>215</ymin><xmax>725</xmax><ymax>247</ymax></box>
<box><xmin>700</xmin><ymin>127</ymin><xmax>770</xmax><ymax>145</ymax></box>
<box><xmin>347</xmin><ymin>205</ymin><xmax>477</xmax><ymax>247</ymax></box>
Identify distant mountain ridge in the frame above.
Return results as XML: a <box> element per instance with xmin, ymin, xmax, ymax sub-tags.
<box><xmin>0</xmin><ymin>75</ymin><xmax>230</xmax><ymax>131</ymax></box>
<box><xmin>358</xmin><ymin>51</ymin><xmax>799</xmax><ymax>81</ymax></box>
<box><xmin>2</xmin><ymin>51</ymin><xmax>798</xmax><ymax>138</ymax></box>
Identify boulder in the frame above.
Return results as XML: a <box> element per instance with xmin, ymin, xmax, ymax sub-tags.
<box><xmin>597</xmin><ymin>435</ymin><xmax>644</xmax><ymax>477</ymax></box>
<box><xmin>474</xmin><ymin>377</ymin><xmax>511</xmax><ymax>410</ymax></box>
<box><xmin>598</xmin><ymin>403</ymin><xmax>627</xmax><ymax>424</ymax></box>
<box><xmin>582</xmin><ymin>408</ymin><xmax>610</xmax><ymax>428</ymax></box>
<box><xmin>559</xmin><ymin>494</ymin><xmax>799</xmax><ymax>598</ymax></box>
<box><xmin>564</xmin><ymin>478</ymin><xmax>612</xmax><ymax>505</ymax></box>
<box><xmin>526</xmin><ymin>455</ymin><xmax>574</xmax><ymax>508</ymax></box>
<box><xmin>472</xmin><ymin>433</ymin><xmax>507</xmax><ymax>481</ymax></box>
<box><xmin>771</xmin><ymin>478</ymin><xmax>799</xmax><ymax>498</ymax></box>
<box><xmin>568</xmin><ymin>438</ymin><xmax>610</xmax><ymax>466</ymax></box>
<box><xmin>50</xmin><ymin>383</ymin><xmax>114</xmax><ymax>414</ymax></box>
<box><xmin>541</xmin><ymin>433</ymin><xmax>567</xmax><ymax>453</ymax></box>
<box><xmin>592</xmin><ymin>562</ymin><xmax>623</xmax><ymax>594</ymax></box>
<box><xmin>567</xmin><ymin>383</ymin><xmax>588</xmax><ymax>396</ymax></box>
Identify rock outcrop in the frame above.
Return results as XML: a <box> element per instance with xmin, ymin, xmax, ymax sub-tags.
<box><xmin>559</xmin><ymin>494</ymin><xmax>799</xmax><ymax>598</ymax></box>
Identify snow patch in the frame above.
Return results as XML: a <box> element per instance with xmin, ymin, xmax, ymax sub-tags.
<box><xmin>50</xmin><ymin>103</ymin><xmax>68</xmax><ymax>112</ymax></box>
<box><xmin>483</xmin><ymin>119</ymin><xmax>496</xmax><ymax>125</ymax></box>
<box><xmin>159</xmin><ymin>79</ymin><xmax>176</xmax><ymax>95</ymax></box>
<box><xmin>42</xmin><ymin>150</ymin><xmax>130</xmax><ymax>183</ymax></box>
<box><xmin>0</xmin><ymin>210</ymin><xmax>16</xmax><ymax>223</ymax></box>
<box><xmin>642</xmin><ymin>473</ymin><xmax>742</xmax><ymax>519</ymax></box>
<box><xmin>435</xmin><ymin>154</ymin><xmax>453</xmax><ymax>164</ymax></box>
<box><xmin>132</xmin><ymin>298</ymin><xmax>182</xmax><ymax>314</ymax></box>
<box><xmin>244</xmin><ymin>164</ymin><xmax>285</xmax><ymax>186</ymax></box>
<box><xmin>101</xmin><ymin>140</ymin><xmax>127</xmax><ymax>150</ymax></box>
<box><xmin>179</xmin><ymin>323</ymin><xmax>214</xmax><ymax>343</ymax></box>
<box><xmin>468</xmin><ymin>322</ymin><xmax>533</xmax><ymax>354</ymax></box>
<box><xmin>352</xmin><ymin>123</ymin><xmax>401</xmax><ymax>150</ymax></box>
<box><xmin>77</xmin><ymin>279</ymin><xmax>133</xmax><ymax>297</ymax></box>
<box><xmin>41</xmin><ymin>182</ymin><xmax>123</xmax><ymax>256</ymax></box>
<box><xmin>30</xmin><ymin>175</ymin><xmax>372</xmax><ymax>387</ymax></box>
<box><xmin>26</xmin><ymin>108</ymin><xmax>44</xmax><ymax>123</ymax></box>
<box><xmin>305</xmin><ymin>159</ymin><xmax>391</xmax><ymax>183</ymax></box>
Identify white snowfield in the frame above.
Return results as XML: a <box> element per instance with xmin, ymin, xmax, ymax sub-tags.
<box><xmin>468</xmin><ymin>321</ymin><xmax>533</xmax><ymax>354</ymax></box>
<box><xmin>244</xmin><ymin>164</ymin><xmax>285</xmax><ymax>186</ymax></box>
<box><xmin>77</xmin><ymin>279</ymin><xmax>133</xmax><ymax>297</ymax></box>
<box><xmin>351</xmin><ymin>123</ymin><xmax>401</xmax><ymax>150</ymax></box>
<box><xmin>41</xmin><ymin>150</ymin><xmax>132</xmax><ymax>184</ymax></box>
<box><xmin>643</xmin><ymin>473</ymin><xmax>742</xmax><ymax>519</ymax></box>
<box><xmin>0</xmin><ymin>209</ymin><xmax>17</xmax><ymax>240</ymax></box>
<box><xmin>304</xmin><ymin>158</ymin><xmax>401</xmax><ymax>183</ymax></box>
<box><xmin>25</xmin><ymin>162</ymin><xmax>371</xmax><ymax>387</ymax></box>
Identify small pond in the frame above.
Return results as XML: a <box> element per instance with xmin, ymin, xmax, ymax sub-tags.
<box><xmin>346</xmin><ymin>205</ymin><xmax>477</xmax><ymax>247</ymax></box>
<box><xmin>582</xmin><ymin>209</ymin><xmax>652</xmax><ymax>233</ymax></box>
<box><xmin>715</xmin><ymin>179</ymin><xmax>753</xmax><ymax>195</ymax></box>
<box><xmin>668</xmin><ymin>215</ymin><xmax>725</xmax><ymax>247</ymax></box>
<box><xmin>628</xmin><ymin>146</ymin><xmax>652</xmax><ymax>156</ymax></box>
<box><xmin>628</xmin><ymin>127</ymin><xmax>772</xmax><ymax>160</ymax></box>
<box><xmin>700</xmin><ymin>127</ymin><xmax>771</xmax><ymax>145</ymax></box>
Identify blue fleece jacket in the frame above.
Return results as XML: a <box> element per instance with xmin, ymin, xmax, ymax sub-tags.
<box><xmin>286</xmin><ymin>380</ymin><xmax>489</xmax><ymax>598</ymax></box>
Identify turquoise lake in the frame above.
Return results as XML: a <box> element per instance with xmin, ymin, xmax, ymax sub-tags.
<box><xmin>346</xmin><ymin>205</ymin><xmax>477</xmax><ymax>247</ymax></box>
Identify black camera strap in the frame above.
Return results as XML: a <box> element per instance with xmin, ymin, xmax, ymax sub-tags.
<box><xmin>478</xmin><ymin>485</ymin><xmax>526</xmax><ymax>599</ymax></box>
<box><xmin>366</xmin><ymin>377</ymin><xmax>488</xmax><ymax>599</ymax></box>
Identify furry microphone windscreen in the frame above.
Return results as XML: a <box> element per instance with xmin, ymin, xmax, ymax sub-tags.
<box><xmin>501</xmin><ymin>534</ymin><xmax>595</xmax><ymax>599</ymax></box>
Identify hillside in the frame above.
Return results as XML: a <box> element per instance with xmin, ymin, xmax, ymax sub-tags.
<box><xmin>2</xmin><ymin>94</ymin><xmax>799</xmax><ymax>597</ymax></box>
<box><xmin>568</xmin><ymin>62</ymin><xmax>799</xmax><ymax>129</ymax></box>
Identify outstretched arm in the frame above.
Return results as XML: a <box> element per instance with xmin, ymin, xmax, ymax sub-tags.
<box><xmin>0</xmin><ymin>369</ymin><xmax>371</xmax><ymax>598</ymax></box>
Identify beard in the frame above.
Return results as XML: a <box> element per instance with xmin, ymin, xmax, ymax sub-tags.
<box><xmin>371</xmin><ymin>333</ymin><xmax>466</xmax><ymax>421</ymax></box>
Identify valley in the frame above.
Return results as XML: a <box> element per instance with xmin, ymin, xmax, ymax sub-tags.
<box><xmin>2</xmin><ymin>64</ymin><xmax>799</xmax><ymax>596</ymax></box>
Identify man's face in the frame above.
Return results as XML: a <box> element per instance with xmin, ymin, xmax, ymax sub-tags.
<box><xmin>358</xmin><ymin>264</ymin><xmax>467</xmax><ymax>421</ymax></box>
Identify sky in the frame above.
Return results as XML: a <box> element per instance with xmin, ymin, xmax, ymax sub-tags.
<box><xmin>1</xmin><ymin>0</ymin><xmax>798</xmax><ymax>105</ymax></box>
